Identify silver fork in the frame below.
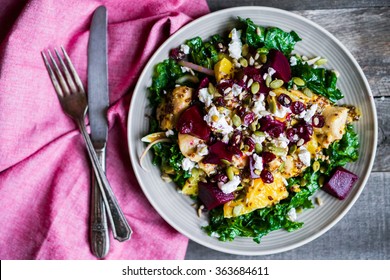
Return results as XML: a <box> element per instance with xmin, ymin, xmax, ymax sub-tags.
<box><xmin>41</xmin><ymin>47</ymin><xmax>132</xmax><ymax>242</ymax></box>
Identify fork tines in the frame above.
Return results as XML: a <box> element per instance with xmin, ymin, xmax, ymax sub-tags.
<box><xmin>41</xmin><ymin>47</ymin><xmax>84</xmax><ymax>97</ymax></box>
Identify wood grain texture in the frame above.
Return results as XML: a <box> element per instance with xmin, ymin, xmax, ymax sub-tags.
<box><xmin>185</xmin><ymin>172</ymin><xmax>390</xmax><ymax>260</ymax></box>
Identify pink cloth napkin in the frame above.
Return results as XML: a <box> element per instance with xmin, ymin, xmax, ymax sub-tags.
<box><xmin>0</xmin><ymin>0</ymin><xmax>209</xmax><ymax>260</ymax></box>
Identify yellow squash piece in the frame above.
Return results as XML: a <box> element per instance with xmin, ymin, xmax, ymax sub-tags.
<box><xmin>214</xmin><ymin>57</ymin><xmax>234</xmax><ymax>82</ymax></box>
<box><xmin>223</xmin><ymin>172</ymin><xmax>289</xmax><ymax>218</ymax></box>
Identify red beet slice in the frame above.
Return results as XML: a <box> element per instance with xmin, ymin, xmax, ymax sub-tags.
<box><xmin>203</xmin><ymin>141</ymin><xmax>242</xmax><ymax>164</ymax></box>
<box><xmin>198</xmin><ymin>182</ymin><xmax>234</xmax><ymax>210</ymax></box>
<box><xmin>261</xmin><ymin>49</ymin><xmax>291</xmax><ymax>83</ymax></box>
<box><xmin>323</xmin><ymin>167</ymin><xmax>359</xmax><ymax>200</ymax></box>
<box><xmin>176</xmin><ymin>105</ymin><xmax>211</xmax><ymax>141</ymax></box>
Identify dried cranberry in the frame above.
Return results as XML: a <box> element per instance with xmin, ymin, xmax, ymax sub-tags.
<box><xmin>258</xmin><ymin>116</ymin><xmax>286</xmax><ymax>138</ymax></box>
<box><xmin>230</xmin><ymin>130</ymin><xmax>242</xmax><ymax>147</ymax></box>
<box><xmin>260</xmin><ymin>169</ymin><xmax>274</xmax><ymax>184</ymax></box>
<box><xmin>236</xmin><ymin>107</ymin><xmax>246</xmax><ymax>118</ymax></box>
<box><xmin>286</xmin><ymin>127</ymin><xmax>299</xmax><ymax>143</ymax></box>
<box><xmin>169</xmin><ymin>47</ymin><xmax>185</xmax><ymax>61</ymax></box>
<box><xmin>245</xmin><ymin>137</ymin><xmax>256</xmax><ymax>152</ymax></box>
<box><xmin>214</xmin><ymin>97</ymin><xmax>225</xmax><ymax>106</ymax></box>
<box><xmin>295</xmin><ymin>122</ymin><xmax>313</xmax><ymax>142</ymax></box>
<box><xmin>242</xmin><ymin>111</ymin><xmax>255</xmax><ymax>126</ymax></box>
<box><xmin>277</xmin><ymin>94</ymin><xmax>292</xmax><ymax>107</ymax></box>
<box><xmin>291</xmin><ymin>101</ymin><xmax>306</xmax><ymax>114</ymax></box>
<box><xmin>312</xmin><ymin>114</ymin><xmax>325</xmax><ymax>128</ymax></box>
<box><xmin>262</xmin><ymin>152</ymin><xmax>276</xmax><ymax>163</ymax></box>
<box><xmin>217</xmin><ymin>80</ymin><xmax>234</xmax><ymax>95</ymax></box>
<box><xmin>213</xmin><ymin>173</ymin><xmax>228</xmax><ymax>184</ymax></box>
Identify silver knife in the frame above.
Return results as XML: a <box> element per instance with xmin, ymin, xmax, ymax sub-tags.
<box><xmin>87</xmin><ymin>5</ymin><xmax>110</xmax><ymax>258</ymax></box>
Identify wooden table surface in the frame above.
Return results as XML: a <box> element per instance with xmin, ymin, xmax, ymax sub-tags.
<box><xmin>185</xmin><ymin>0</ymin><xmax>389</xmax><ymax>260</ymax></box>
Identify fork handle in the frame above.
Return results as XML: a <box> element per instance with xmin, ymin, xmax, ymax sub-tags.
<box><xmin>90</xmin><ymin>148</ymin><xmax>110</xmax><ymax>258</ymax></box>
<box><xmin>77</xmin><ymin>119</ymin><xmax>132</xmax><ymax>242</ymax></box>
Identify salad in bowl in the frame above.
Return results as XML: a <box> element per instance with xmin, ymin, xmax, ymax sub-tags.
<box><xmin>140</xmin><ymin>17</ymin><xmax>360</xmax><ymax>243</ymax></box>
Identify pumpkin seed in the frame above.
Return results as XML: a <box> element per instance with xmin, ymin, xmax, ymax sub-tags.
<box><xmin>268</xmin><ymin>95</ymin><xmax>277</xmax><ymax>114</ymax></box>
<box><xmin>300</xmin><ymin>178</ymin><xmax>307</xmax><ymax>186</ymax></box>
<box><xmin>253</xmin><ymin>131</ymin><xmax>266</xmax><ymax>137</ymax></box>
<box><xmin>289</xmin><ymin>144</ymin><xmax>297</xmax><ymax>155</ymax></box>
<box><xmin>221</xmin><ymin>159</ymin><xmax>231</xmax><ymax>166</ymax></box>
<box><xmin>292</xmin><ymin>77</ymin><xmax>305</xmax><ymax>87</ymax></box>
<box><xmin>250</xmin><ymin>122</ymin><xmax>257</xmax><ymax>132</ymax></box>
<box><xmin>242</xmin><ymin>44</ymin><xmax>249</xmax><ymax>57</ymax></box>
<box><xmin>265</xmin><ymin>75</ymin><xmax>272</xmax><ymax>87</ymax></box>
<box><xmin>226</xmin><ymin>166</ymin><xmax>235</xmax><ymax>181</ymax></box>
<box><xmin>303</xmin><ymin>87</ymin><xmax>313</xmax><ymax>97</ymax></box>
<box><xmin>239</xmin><ymin>57</ymin><xmax>248</xmax><ymax>67</ymax></box>
<box><xmin>232</xmin><ymin>114</ymin><xmax>242</xmax><ymax>127</ymax></box>
<box><xmin>255</xmin><ymin>143</ymin><xmax>263</xmax><ymax>154</ymax></box>
<box><xmin>208</xmin><ymin>83</ymin><xmax>216</xmax><ymax>95</ymax></box>
<box><xmin>315</xmin><ymin>58</ymin><xmax>327</xmax><ymax>66</ymax></box>
<box><xmin>260</xmin><ymin>54</ymin><xmax>267</xmax><ymax>64</ymax></box>
<box><xmin>251</xmin><ymin>81</ymin><xmax>260</xmax><ymax>94</ymax></box>
<box><xmin>269</xmin><ymin>79</ymin><xmax>284</xmax><ymax>89</ymax></box>
<box><xmin>312</xmin><ymin>161</ymin><xmax>320</xmax><ymax>172</ymax></box>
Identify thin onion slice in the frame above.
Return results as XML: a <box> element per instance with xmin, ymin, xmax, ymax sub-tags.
<box><xmin>139</xmin><ymin>138</ymin><xmax>171</xmax><ymax>171</ymax></box>
<box><xmin>178</xmin><ymin>60</ymin><xmax>215</xmax><ymax>76</ymax></box>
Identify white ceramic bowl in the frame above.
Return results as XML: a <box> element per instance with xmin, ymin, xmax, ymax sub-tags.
<box><xmin>128</xmin><ymin>7</ymin><xmax>377</xmax><ymax>255</ymax></box>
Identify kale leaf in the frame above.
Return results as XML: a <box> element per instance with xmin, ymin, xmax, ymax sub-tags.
<box><xmin>148</xmin><ymin>59</ymin><xmax>184</xmax><ymax>108</ymax></box>
<box><xmin>323</xmin><ymin>124</ymin><xmax>359</xmax><ymax>175</ymax></box>
<box><xmin>152</xmin><ymin>142</ymin><xmax>191</xmax><ymax>187</ymax></box>
<box><xmin>289</xmin><ymin>59</ymin><xmax>344</xmax><ymax>103</ymax></box>
<box><xmin>186</xmin><ymin>36</ymin><xmax>219</xmax><ymax>69</ymax></box>
<box><xmin>238</xmin><ymin>17</ymin><xmax>301</xmax><ymax>55</ymax></box>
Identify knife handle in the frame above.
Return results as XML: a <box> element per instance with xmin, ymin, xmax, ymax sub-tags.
<box><xmin>90</xmin><ymin>148</ymin><xmax>110</xmax><ymax>258</ymax></box>
<box><xmin>78</xmin><ymin>120</ymin><xmax>132</xmax><ymax>242</ymax></box>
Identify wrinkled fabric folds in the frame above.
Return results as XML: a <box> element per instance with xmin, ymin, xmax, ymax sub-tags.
<box><xmin>0</xmin><ymin>0</ymin><xmax>209</xmax><ymax>259</ymax></box>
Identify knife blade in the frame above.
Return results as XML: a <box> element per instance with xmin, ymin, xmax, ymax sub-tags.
<box><xmin>88</xmin><ymin>5</ymin><xmax>110</xmax><ymax>258</ymax></box>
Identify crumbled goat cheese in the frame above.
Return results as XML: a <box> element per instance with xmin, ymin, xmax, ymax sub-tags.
<box><xmin>290</xmin><ymin>56</ymin><xmax>297</xmax><ymax>66</ymax></box>
<box><xmin>181</xmin><ymin>158</ymin><xmax>196</xmax><ymax>172</ymax></box>
<box><xmin>231</xmin><ymin>83</ymin><xmax>243</xmax><ymax>97</ymax></box>
<box><xmin>180</xmin><ymin>44</ymin><xmax>190</xmax><ymax>54</ymax></box>
<box><xmin>303</xmin><ymin>104</ymin><xmax>318</xmax><ymax>122</ymax></box>
<box><xmin>252</xmin><ymin>154</ymin><xmax>264</xmax><ymax>171</ymax></box>
<box><xmin>251</xmin><ymin>133</ymin><xmax>266</xmax><ymax>145</ymax></box>
<box><xmin>252</xmin><ymin>94</ymin><xmax>266</xmax><ymax>115</ymax></box>
<box><xmin>198</xmin><ymin>88</ymin><xmax>213</xmax><ymax>107</ymax></box>
<box><xmin>165</xmin><ymin>129</ymin><xmax>174</xmax><ymax>137</ymax></box>
<box><xmin>287</xmin><ymin>208</ymin><xmax>297</xmax><ymax>221</ymax></box>
<box><xmin>272</xmin><ymin>134</ymin><xmax>290</xmax><ymax>149</ymax></box>
<box><xmin>228</xmin><ymin>28</ymin><xmax>242</xmax><ymax>60</ymax></box>
<box><xmin>196</xmin><ymin>143</ymin><xmax>209</xmax><ymax>156</ymax></box>
<box><xmin>263</xmin><ymin>67</ymin><xmax>276</xmax><ymax>80</ymax></box>
<box><xmin>218</xmin><ymin>176</ymin><xmax>241</xmax><ymax>194</ymax></box>
<box><xmin>298</xmin><ymin>146</ymin><xmax>311</xmax><ymax>166</ymax></box>
<box><xmin>204</xmin><ymin>106</ymin><xmax>233</xmax><ymax>135</ymax></box>
<box><xmin>273</xmin><ymin>104</ymin><xmax>291</xmax><ymax>118</ymax></box>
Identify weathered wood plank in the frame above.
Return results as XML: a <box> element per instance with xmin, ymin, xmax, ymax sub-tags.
<box><xmin>373</xmin><ymin>97</ymin><xmax>390</xmax><ymax>171</ymax></box>
<box><xmin>294</xmin><ymin>8</ymin><xmax>390</xmax><ymax>97</ymax></box>
<box><xmin>206</xmin><ymin>0</ymin><xmax>389</xmax><ymax>12</ymax></box>
<box><xmin>185</xmin><ymin>171</ymin><xmax>390</xmax><ymax>260</ymax></box>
